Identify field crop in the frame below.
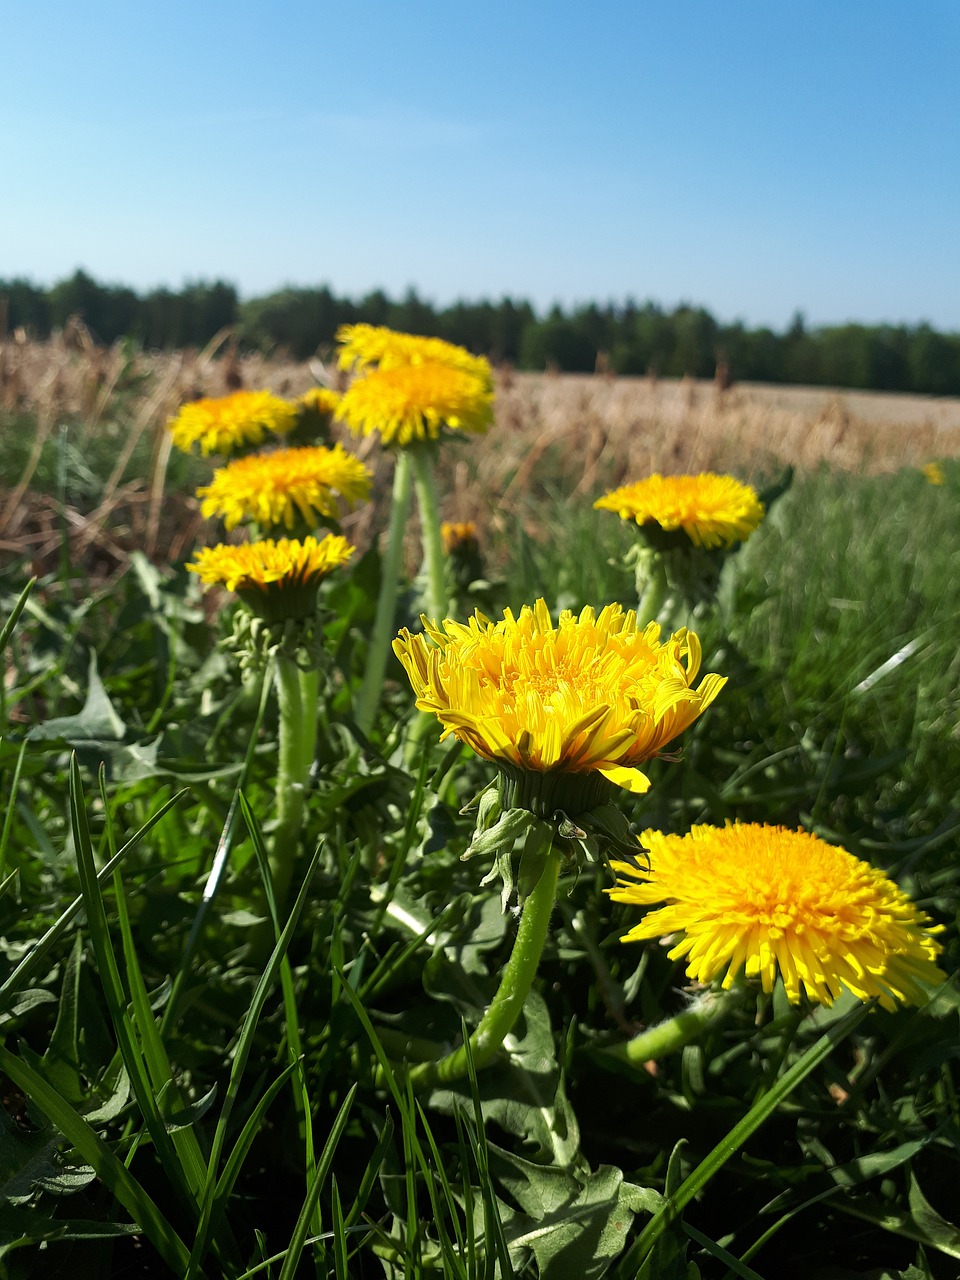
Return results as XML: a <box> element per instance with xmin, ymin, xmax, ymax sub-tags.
<box><xmin>0</xmin><ymin>328</ymin><xmax>958</xmax><ymax>1279</ymax></box>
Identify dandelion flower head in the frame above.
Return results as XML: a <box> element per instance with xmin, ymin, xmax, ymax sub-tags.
<box><xmin>299</xmin><ymin>387</ymin><xmax>342</xmax><ymax>416</ymax></box>
<box><xmin>336</xmin><ymin>323</ymin><xmax>493</xmax><ymax>390</ymax></box>
<box><xmin>393</xmin><ymin>599</ymin><xmax>725</xmax><ymax>808</ymax></box>
<box><xmin>922</xmin><ymin>462</ymin><xmax>945</xmax><ymax>486</ymax></box>
<box><xmin>188</xmin><ymin>535</ymin><xmax>354</xmax><ymax>622</ymax></box>
<box><xmin>168</xmin><ymin>390</ymin><xmax>299</xmax><ymax>457</ymax></box>
<box><xmin>595</xmin><ymin>473</ymin><xmax>765</xmax><ymax>549</ymax></box>
<box><xmin>608</xmin><ymin>823</ymin><xmax>946</xmax><ymax>1010</ymax></box>
<box><xmin>335</xmin><ymin>361</ymin><xmax>494</xmax><ymax>449</ymax></box>
<box><xmin>441</xmin><ymin>521</ymin><xmax>480</xmax><ymax>554</ymax></box>
<box><xmin>197</xmin><ymin>444</ymin><xmax>372</xmax><ymax>531</ymax></box>
<box><xmin>188</xmin><ymin>534</ymin><xmax>354</xmax><ymax>593</ymax></box>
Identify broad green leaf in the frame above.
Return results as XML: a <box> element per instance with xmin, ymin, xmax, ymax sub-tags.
<box><xmin>489</xmin><ymin>1149</ymin><xmax>646</xmax><ymax>1279</ymax></box>
<box><xmin>27</xmin><ymin>649</ymin><xmax>125</xmax><ymax>743</ymax></box>
<box><xmin>428</xmin><ymin>992</ymin><xmax>580</xmax><ymax>1165</ymax></box>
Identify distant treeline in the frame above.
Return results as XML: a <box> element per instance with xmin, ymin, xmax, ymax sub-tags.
<box><xmin>4</xmin><ymin>269</ymin><xmax>960</xmax><ymax>396</ymax></box>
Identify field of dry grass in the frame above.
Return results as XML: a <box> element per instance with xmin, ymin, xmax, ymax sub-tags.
<box><xmin>2</xmin><ymin>328</ymin><xmax>958</xmax><ymax>578</ymax></box>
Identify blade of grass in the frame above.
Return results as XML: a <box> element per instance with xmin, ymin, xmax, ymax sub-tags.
<box><xmin>461</xmin><ymin>1021</ymin><xmax>514</xmax><ymax>1279</ymax></box>
<box><xmin>212</xmin><ymin>1058</ymin><xmax>302</xmax><ymax>1211</ymax></box>
<box><xmin>69</xmin><ymin>756</ymin><xmax>199</xmax><ymax>1216</ymax></box>
<box><xmin>184</xmin><ymin>842</ymin><xmax>324</xmax><ymax>1279</ymax></box>
<box><xmin>368</xmin><ymin>748</ymin><xmax>431</xmax><ymax>938</ymax></box>
<box><xmin>340</xmin><ymin>1110</ymin><xmax>394</xmax><ymax>1234</ymax></box>
<box><xmin>684</xmin><ymin>1222</ymin><xmax>766</xmax><ymax>1279</ymax></box>
<box><xmin>623</xmin><ymin>1001</ymin><xmax>870</xmax><ymax>1276</ymax></box>
<box><xmin>401</xmin><ymin>1071</ymin><xmax>420</xmax><ymax>1269</ymax></box>
<box><xmin>241</xmin><ymin>790</ymin><xmax>321</xmax><ymax>1237</ymax></box>
<box><xmin>414</xmin><ymin>1095</ymin><xmax>469</xmax><ymax>1278</ymax></box>
<box><xmin>331</xmin><ymin>1176</ymin><xmax>349</xmax><ymax>1280</ymax></box>
<box><xmin>160</xmin><ymin>661</ymin><xmax>272</xmax><ymax>1036</ymax></box>
<box><xmin>97</xmin><ymin>768</ymin><xmax>213</xmax><ymax>1221</ymax></box>
<box><xmin>0</xmin><ymin>738</ymin><xmax>27</xmax><ymax>881</ymax></box>
<box><xmin>0</xmin><ymin>1043</ymin><xmax>200</xmax><ymax>1277</ymax></box>
<box><xmin>277</xmin><ymin>1085</ymin><xmax>358</xmax><ymax>1280</ymax></box>
<box><xmin>0</xmin><ymin>577</ymin><xmax>36</xmax><ymax>655</ymax></box>
<box><xmin>0</xmin><ymin>789</ymin><xmax>185</xmax><ymax>1005</ymax></box>
<box><xmin>231</xmin><ymin>1229</ymin><xmax>370</xmax><ymax>1280</ymax></box>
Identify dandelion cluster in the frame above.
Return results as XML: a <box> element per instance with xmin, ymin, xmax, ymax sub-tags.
<box><xmin>609</xmin><ymin>823</ymin><xmax>945</xmax><ymax>1009</ymax></box>
<box><xmin>595</xmin><ymin>473</ymin><xmax>765</xmax><ymax>548</ymax></box>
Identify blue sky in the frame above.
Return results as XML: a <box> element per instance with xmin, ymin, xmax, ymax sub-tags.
<box><xmin>5</xmin><ymin>1</ymin><xmax>960</xmax><ymax>329</ymax></box>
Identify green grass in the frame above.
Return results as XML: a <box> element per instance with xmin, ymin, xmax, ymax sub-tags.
<box><xmin>0</xmin><ymin>444</ymin><xmax>958</xmax><ymax>1278</ymax></box>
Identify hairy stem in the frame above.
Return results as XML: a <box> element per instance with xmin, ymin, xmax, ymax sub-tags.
<box><xmin>409</xmin><ymin>443</ymin><xmax>447</xmax><ymax>623</ymax></box>
<box><xmin>355</xmin><ymin>450</ymin><xmax>414</xmax><ymax>736</ymax></box>
<box><xmin>601</xmin><ymin>986</ymin><xmax>744</xmax><ymax>1069</ymax></box>
<box><xmin>401</xmin><ymin>850</ymin><xmax>561</xmax><ymax>1091</ymax></box>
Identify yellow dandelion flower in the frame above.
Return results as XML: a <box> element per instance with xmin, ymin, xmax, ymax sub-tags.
<box><xmin>188</xmin><ymin>535</ymin><xmax>354</xmax><ymax>622</ymax></box>
<box><xmin>441</xmin><ymin>521</ymin><xmax>480</xmax><ymax>554</ymax></box>
<box><xmin>393</xmin><ymin>599</ymin><xmax>725</xmax><ymax>812</ymax></box>
<box><xmin>335</xmin><ymin>361</ymin><xmax>494</xmax><ymax>448</ymax></box>
<box><xmin>922</xmin><ymin>461</ymin><xmax>945</xmax><ymax>486</ymax></box>
<box><xmin>595</xmin><ymin>474</ymin><xmax>765</xmax><ymax>549</ymax></box>
<box><xmin>336</xmin><ymin>323</ymin><xmax>493</xmax><ymax>389</ymax></box>
<box><xmin>608</xmin><ymin>823</ymin><xmax>946</xmax><ymax>1010</ymax></box>
<box><xmin>299</xmin><ymin>387</ymin><xmax>342</xmax><ymax>416</ymax></box>
<box><xmin>197</xmin><ymin>445</ymin><xmax>372</xmax><ymax>532</ymax></box>
<box><xmin>167</xmin><ymin>390</ymin><xmax>299</xmax><ymax>456</ymax></box>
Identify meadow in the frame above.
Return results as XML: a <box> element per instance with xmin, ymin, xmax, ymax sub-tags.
<box><xmin>0</xmin><ymin>328</ymin><xmax>958</xmax><ymax>1279</ymax></box>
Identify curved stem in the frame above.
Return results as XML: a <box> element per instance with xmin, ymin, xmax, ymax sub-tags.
<box><xmin>355</xmin><ymin>450</ymin><xmax>414</xmax><ymax>737</ymax></box>
<box><xmin>402</xmin><ymin>850</ymin><xmax>561</xmax><ymax>1091</ymax></box>
<box><xmin>601</xmin><ymin>985</ymin><xmax>745</xmax><ymax>1070</ymax></box>
<box><xmin>409</xmin><ymin>443</ymin><xmax>447</xmax><ymax>622</ymax></box>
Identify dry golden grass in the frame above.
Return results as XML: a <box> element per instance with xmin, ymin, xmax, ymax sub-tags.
<box><xmin>2</xmin><ymin>328</ymin><xmax>959</xmax><ymax>578</ymax></box>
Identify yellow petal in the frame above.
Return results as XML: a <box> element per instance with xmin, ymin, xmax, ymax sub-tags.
<box><xmin>599</xmin><ymin>766</ymin><xmax>651</xmax><ymax>794</ymax></box>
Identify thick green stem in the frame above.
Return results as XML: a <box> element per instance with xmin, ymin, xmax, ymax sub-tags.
<box><xmin>299</xmin><ymin>664</ymin><xmax>321</xmax><ymax>762</ymax></box>
<box><xmin>356</xmin><ymin>451</ymin><xmax>414</xmax><ymax>737</ymax></box>
<box><xmin>402</xmin><ymin>851</ymin><xmax>561</xmax><ymax>1091</ymax></box>
<box><xmin>270</xmin><ymin>653</ymin><xmax>318</xmax><ymax>912</ymax></box>
<box><xmin>409</xmin><ymin>443</ymin><xmax>448</xmax><ymax>622</ymax></box>
<box><xmin>601</xmin><ymin>986</ymin><xmax>744</xmax><ymax>1070</ymax></box>
<box><xmin>635</xmin><ymin>548</ymin><xmax>672</xmax><ymax>627</ymax></box>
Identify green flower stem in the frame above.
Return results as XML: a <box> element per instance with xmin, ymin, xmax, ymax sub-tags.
<box><xmin>400</xmin><ymin>445</ymin><xmax>447</xmax><ymax>767</ymax></box>
<box><xmin>635</xmin><ymin>547</ymin><xmax>672</xmax><ymax>626</ymax></box>
<box><xmin>356</xmin><ymin>450</ymin><xmax>414</xmax><ymax>737</ymax></box>
<box><xmin>400</xmin><ymin>850</ymin><xmax>561</xmax><ymax>1091</ymax></box>
<box><xmin>600</xmin><ymin>986</ymin><xmax>744</xmax><ymax>1070</ymax></box>
<box><xmin>270</xmin><ymin>652</ymin><xmax>318</xmax><ymax>911</ymax></box>
<box><xmin>409</xmin><ymin>442</ymin><xmax>447</xmax><ymax>622</ymax></box>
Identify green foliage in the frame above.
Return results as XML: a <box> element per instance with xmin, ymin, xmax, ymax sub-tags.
<box><xmin>0</xmin><ymin>455</ymin><xmax>958</xmax><ymax>1277</ymax></box>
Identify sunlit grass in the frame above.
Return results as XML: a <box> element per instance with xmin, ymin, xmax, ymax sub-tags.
<box><xmin>0</xmin><ymin>361</ymin><xmax>958</xmax><ymax>1279</ymax></box>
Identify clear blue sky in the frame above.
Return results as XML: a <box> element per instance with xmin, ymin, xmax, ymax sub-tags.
<box><xmin>5</xmin><ymin>1</ymin><xmax>960</xmax><ymax>330</ymax></box>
